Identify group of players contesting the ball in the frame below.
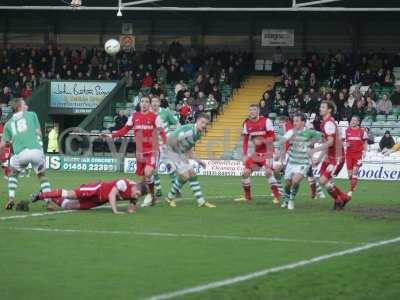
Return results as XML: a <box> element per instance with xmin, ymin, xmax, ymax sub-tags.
<box><xmin>0</xmin><ymin>93</ymin><xmax>367</xmax><ymax>213</ymax></box>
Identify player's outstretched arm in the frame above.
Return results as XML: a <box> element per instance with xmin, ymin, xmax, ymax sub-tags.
<box><xmin>309</xmin><ymin>136</ymin><xmax>334</xmax><ymax>155</ymax></box>
<box><xmin>108</xmin><ymin>187</ymin><xmax>124</xmax><ymax>214</ymax></box>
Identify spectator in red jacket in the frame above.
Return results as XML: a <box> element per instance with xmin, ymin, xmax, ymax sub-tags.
<box><xmin>21</xmin><ymin>82</ymin><xmax>33</xmax><ymax>100</ymax></box>
<box><xmin>178</xmin><ymin>100</ymin><xmax>192</xmax><ymax>124</ymax></box>
<box><xmin>142</xmin><ymin>72</ymin><xmax>153</xmax><ymax>89</ymax></box>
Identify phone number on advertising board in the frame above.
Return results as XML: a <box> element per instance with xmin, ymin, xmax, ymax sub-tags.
<box><xmin>61</xmin><ymin>163</ymin><xmax>118</xmax><ymax>172</ymax></box>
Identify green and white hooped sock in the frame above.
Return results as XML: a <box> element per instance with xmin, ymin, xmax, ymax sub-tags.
<box><xmin>188</xmin><ymin>176</ymin><xmax>205</xmax><ymax>205</ymax></box>
<box><xmin>290</xmin><ymin>185</ymin><xmax>299</xmax><ymax>200</ymax></box>
<box><xmin>154</xmin><ymin>173</ymin><xmax>162</xmax><ymax>192</ymax></box>
<box><xmin>168</xmin><ymin>176</ymin><xmax>185</xmax><ymax>199</ymax></box>
<box><xmin>8</xmin><ymin>175</ymin><xmax>18</xmax><ymax>199</ymax></box>
<box><xmin>40</xmin><ymin>177</ymin><xmax>52</xmax><ymax>203</ymax></box>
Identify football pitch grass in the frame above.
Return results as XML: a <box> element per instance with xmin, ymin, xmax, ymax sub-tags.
<box><xmin>0</xmin><ymin>171</ymin><xmax>399</xmax><ymax>300</ymax></box>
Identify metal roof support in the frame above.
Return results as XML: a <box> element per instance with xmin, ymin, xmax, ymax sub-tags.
<box><xmin>1</xmin><ymin>6</ymin><xmax>400</xmax><ymax>12</ymax></box>
<box><xmin>122</xmin><ymin>0</ymin><xmax>165</xmax><ymax>7</ymax></box>
<box><xmin>295</xmin><ymin>0</ymin><xmax>345</xmax><ymax>8</ymax></box>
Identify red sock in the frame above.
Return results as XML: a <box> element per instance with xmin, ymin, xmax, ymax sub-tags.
<box><xmin>270</xmin><ymin>184</ymin><xmax>281</xmax><ymax>199</ymax></box>
<box><xmin>309</xmin><ymin>182</ymin><xmax>316</xmax><ymax>198</ymax></box>
<box><xmin>41</xmin><ymin>189</ymin><xmax>62</xmax><ymax>200</ymax></box>
<box><xmin>147</xmin><ymin>182</ymin><xmax>155</xmax><ymax>197</ymax></box>
<box><xmin>2</xmin><ymin>167</ymin><xmax>10</xmax><ymax>177</ymax></box>
<box><xmin>243</xmin><ymin>185</ymin><xmax>251</xmax><ymax>200</ymax></box>
<box><xmin>350</xmin><ymin>176</ymin><xmax>358</xmax><ymax>192</ymax></box>
<box><xmin>327</xmin><ymin>186</ymin><xmax>342</xmax><ymax>203</ymax></box>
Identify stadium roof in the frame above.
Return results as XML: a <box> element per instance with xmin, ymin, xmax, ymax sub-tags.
<box><xmin>1</xmin><ymin>0</ymin><xmax>400</xmax><ymax>12</ymax></box>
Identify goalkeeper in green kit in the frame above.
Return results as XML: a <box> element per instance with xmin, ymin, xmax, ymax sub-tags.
<box><xmin>0</xmin><ymin>98</ymin><xmax>52</xmax><ymax>210</ymax></box>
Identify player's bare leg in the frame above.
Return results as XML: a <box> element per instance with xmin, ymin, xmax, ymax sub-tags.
<box><xmin>348</xmin><ymin>166</ymin><xmax>359</xmax><ymax>197</ymax></box>
<box><xmin>320</xmin><ymin>175</ymin><xmax>350</xmax><ymax>210</ymax></box>
<box><xmin>272</xmin><ymin>161</ymin><xmax>284</xmax><ymax>204</ymax></box>
<box><xmin>235</xmin><ymin>168</ymin><xmax>252</xmax><ymax>202</ymax></box>
<box><xmin>266</xmin><ymin>169</ymin><xmax>281</xmax><ymax>204</ymax></box>
<box><xmin>141</xmin><ymin>166</ymin><xmax>157</xmax><ymax>207</ymax></box>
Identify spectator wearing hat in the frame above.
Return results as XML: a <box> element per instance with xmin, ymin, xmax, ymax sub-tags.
<box><xmin>379</xmin><ymin>131</ymin><xmax>395</xmax><ymax>152</ymax></box>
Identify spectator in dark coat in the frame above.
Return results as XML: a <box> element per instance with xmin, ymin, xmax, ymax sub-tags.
<box><xmin>112</xmin><ymin>111</ymin><xmax>128</xmax><ymax>131</ymax></box>
<box><xmin>379</xmin><ymin>131</ymin><xmax>395</xmax><ymax>151</ymax></box>
<box><xmin>259</xmin><ymin>100</ymin><xmax>269</xmax><ymax>117</ymax></box>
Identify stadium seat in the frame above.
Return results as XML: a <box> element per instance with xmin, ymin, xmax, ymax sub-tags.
<box><xmin>361</xmin><ymin>119</ymin><xmax>372</xmax><ymax>128</ymax></box>
<box><xmin>268</xmin><ymin>113</ymin><xmax>277</xmax><ymax>120</ymax></box>
<box><xmin>103</xmin><ymin>116</ymin><xmax>115</xmax><ymax>129</ymax></box>
<box><xmin>376</xmin><ymin>115</ymin><xmax>387</xmax><ymax>121</ymax></box>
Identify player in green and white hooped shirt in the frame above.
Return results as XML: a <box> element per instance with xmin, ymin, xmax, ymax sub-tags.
<box><xmin>279</xmin><ymin>113</ymin><xmax>322</xmax><ymax>210</ymax></box>
<box><xmin>150</xmin><ymin>96</ymin><xmax>180</xmax><ymax>199</ymax></box>
<box><xmin>165</xmin><ymin>113</ymin><xmax>215</xmax><ymax>208</ymax></box>
<box><xmin>0</xmin><ymin>98</ymin><xmax>52</xmax><ymax>210</ymax></box>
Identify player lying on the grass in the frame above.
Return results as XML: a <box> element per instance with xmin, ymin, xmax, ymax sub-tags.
<box><xmin>164</xmin><ymin>113</ymin><xmax>215</xmax><ymax>208</ymax></box>
<box><xmin>309</xmin><ymin>100</ymin><xmax>350</xmax><ymax>211</ymax></box>
<box><xmin>0</xmin><ymin>98</ymin><xmax>52</xmax><ymax>210</ymax></box>
<box><xmin>343</xmin><ymin>115</ymin><xmax>368</xmax><ymax>196</ymax></box>
<box><xmin>104</xmin><ymin>96</ymin><xmax>167</xmax><ymax>206</ymax></box>
<box><xmin>235</xmin><ymin>104</ymin><xmax>282</xmax><ymax>203</ymax></box>
<box><xmin>31</xmin><ymin>179</ymin><xmax>148</xmax><ymax>214</ymax></box>
<box><xmin>150</xmin><ymin>96</ymin><xmax>180</xmax><ymax>200</ymax></box>
<box><xmin>279</xmin><ymin>113</ymin><xmax>323</xmax><ymax>210</ymax></box>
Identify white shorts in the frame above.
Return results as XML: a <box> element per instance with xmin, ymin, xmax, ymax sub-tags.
<box><xmin>284</xmin><ymin>163</ymin><xmax>309</xmax><ymax>180</ymax></box>
<box><xmin>164</xmin><ymin>147</ymin><xmax>192</xmax><ymax>175</ymax></box>
<box><xmin>10</xmin><ymin>149</ymin><xmax>46</xmax><ymax>174</ymax></box>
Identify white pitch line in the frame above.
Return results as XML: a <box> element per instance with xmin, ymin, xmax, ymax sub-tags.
<box><xmin>7</xmin><ymin>227</ymin><xmax>359</xmax><ymax>245</ymax></box>
<box><xmin>144</xmin><ymin>236</ymin><xmax>400</xmax><ymax>300</ymax></box>
<box><xmin>0</xmin><ymin>210</ymin><xmax>75</xmax><ymax>220</ymax></box>
<box><xmin>0</xmin><ymin>194</ymin><xmax>281</xmax><ymax>222</ymax></box>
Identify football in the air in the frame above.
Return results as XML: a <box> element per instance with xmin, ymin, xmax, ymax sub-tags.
<box><xmin>104</xmin><ymin>39</ymin><xmax>121</xmax><ymax>55</ymax></box>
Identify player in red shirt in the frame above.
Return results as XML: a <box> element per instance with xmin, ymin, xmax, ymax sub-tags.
<box><xmin>344</xmin><ymin>115</ymin><xmax>368</xmax><ymax>196</ymax></box>
<box><xmin>105</xmin><ymin>96</ymin><xmax>166</xmax><ymax>204</ymax></box>
<box><xmin>235</xmin><ymin>104</ymin><xmax>281</xmax><ymax>203</ymax></box>
<box><xmin>310</xmin><ymin>100</ymin><xmax>350</xmax><ymax>210</ymax></box>
<box><xmin>31</xmin><ymin>179</ymin><xmax>148</xmax><ymax>214</ymax></box>
<box><xmin>0</xmin><ymin>122</ymin><xmax>11</xmax><ymax>179</ymax></box>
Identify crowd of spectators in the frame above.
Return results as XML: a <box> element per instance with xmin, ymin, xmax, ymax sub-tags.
<box><xmin>261</xmin><ymin>49</ymin><xmax>400</xmax><ymax>122</ymax></box>
<box><xmin>0</xmin><ymin>43</ymin><xmax>252</xmax><ymax>124</ymax></box>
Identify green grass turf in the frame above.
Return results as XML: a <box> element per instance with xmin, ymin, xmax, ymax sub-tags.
<box><xmin>0</xmin><ymin>171</ymin><xmax>399</xmax><ymax>300</ymax></box>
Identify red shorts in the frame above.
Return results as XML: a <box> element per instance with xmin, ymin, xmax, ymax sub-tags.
<box><xmin>74</xmin><ymin>183</ymin><xmax>105</xmax><ymax>210</ymax></box>
<box><xmin>136</xmin><ymin>152</ymin><xmax>157</xmax><ymax>177</ymax></box>
<box><xmin>320</xmin><ymin>159</ymin><xmax>344</xmax><ymax>180</ymax></box>
<box><xmin>346</xmin><ymin>153</ymin><xmax>363</xmax><ymax>171</ymax></box>
<box><xmin>244</xmin><ymin>154</ymin><xmax>273</xmax><ymax>172</ymax></box>
<box><xmin>0</xmin><ymin>147</ymin><xmax>11</xmax><ymax>162</ymax></box>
